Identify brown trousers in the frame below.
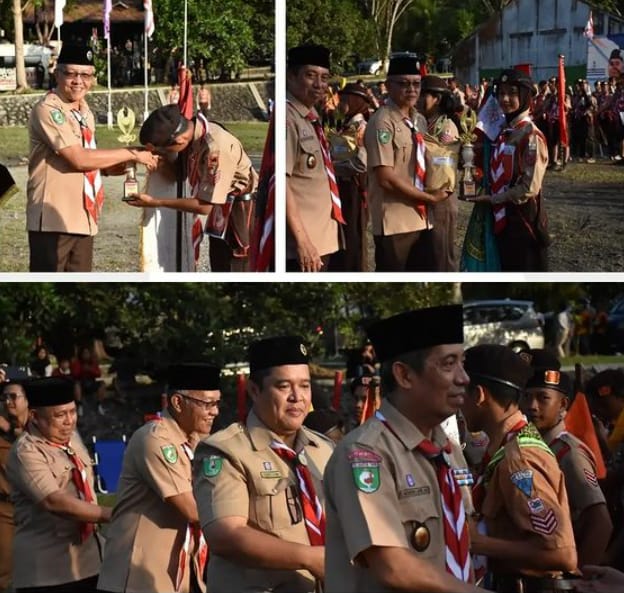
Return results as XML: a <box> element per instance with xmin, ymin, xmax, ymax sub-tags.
<box><xmin>0</xmin><ymin>501</ymin><xmax>13</xmax><ymax>592</ymax></box>
<box><xmin>374</xmin><ymin>230</ymin><xmax>434</xmax><ymax>272</ymax></box>
<box><xmin>29</xmin><ymin>232</ymin><xmax>94</xmax><ymax>272</ymax></box>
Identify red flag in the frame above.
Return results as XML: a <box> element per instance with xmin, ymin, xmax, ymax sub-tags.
<box><xmin>584</xmin><ymin>11</ymin><xmax>594</xmax><ymax>40</ymax></box>
<box><xmin>565</xmin><ymin>391</ymin><xmax>607</xmax><ymax>479</ymax></box>
<box><xmin>332</xmin><ymin>371</ymin><xmax>343</xmax><ymax>411</ymax></box>
<box><xmin>236</xmin><ymin>373</ymin><xmax>247</xmax><ymax>422</ymax></box>
<box><xmin>249</xmin><ymin>112</ymin><xmax>275</xmax><ymax>271</ymax></box>
<box><xmin>359</xmin><ymin>385</ymin><xmax>377</xmax><ymax>425</ymax></box>
<box><xmin>557</xmin><ymin>55</ymin><xmax>569</xmax><ymax>147</ymax></box>
<box><xmin>177</xmin><ymin>66</ymin><xmax>193</xmax><ymax>119</ymax></box>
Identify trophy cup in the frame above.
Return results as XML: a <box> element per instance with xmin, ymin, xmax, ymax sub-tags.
<box><xmin>458</xmin><ymin>110</ymin><xmax>478</xmax><ymax>200</ymax></box>
<box><xmin>116</xmin><ymin>107</ymin><xmax>138</xmax><ymax>201</ymax></box>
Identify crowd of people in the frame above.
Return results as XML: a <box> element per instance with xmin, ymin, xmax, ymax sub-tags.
<box><xmin>2</xmin><ymin>309</ymin><xmax>624</xmax><ymax>593</ymax></box>
<box><xmin>286</xmin><ymin>44</ymin><xmax>624</xmax><ymax>273</ymax></box>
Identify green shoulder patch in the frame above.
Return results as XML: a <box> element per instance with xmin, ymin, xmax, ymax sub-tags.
<box><xmin>50</xmin><ymin>109</ymin><xmax>66</xmax><ymax>125</ymax></box>
<box><xmin>352</xmin><ymin>465</ymin><xmax>380</xmax><ymax>493</ymax></box>
<box><xmin>161</xmin><ymin>444</ymin><xmax>178</xmax><ymax>464</ymax></box>
<box><xmin>203</xmin><ymin>455</ymin><xmax>223</xmax><ymax>477</ymax></box>
<box><xmin>377</xmin><ymin>129</ymin><xmax>392</xmax><ymax>145</ymax></box>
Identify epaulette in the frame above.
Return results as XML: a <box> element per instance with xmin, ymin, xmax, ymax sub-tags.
<box><xmin>205</xmin><ymin>421</ymin><xmax>245</xmax><ymax>444</ymax></box>
<box><xmin>549</xmin><ymin>436</ymin><xmax>572</xmax><ymax>462</ymax></box>
<box><xmin>301</xmin><ymin>425</ymin><xmax>335</xmax><ymax>449</ymax></box>
<box><xmin>556</xmin><ymin>432</ymin><xmax>596</xmax><ymax>464</ymax></box>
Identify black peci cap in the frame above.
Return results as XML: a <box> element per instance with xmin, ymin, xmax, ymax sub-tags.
<box><xmin>366</xmin><ymin>305</ymin><xmax>464</xmax><ymax>362</ymax></box>
<box><xmin>248</xmin><ymin>336</ymin><xmax>309</xmax><ymax>374</ymax></box>
<box><xmin>26</xmin><ymin>377</ymin><xmax>75</xmax><ymax>408</ymax></box>
<box><xmin>57</xmin><ymin>44</ymin><xmax>94</xmax><ymax>67</ymax></box>
<box><xmin>388</xmin><ymin>56</ymin><xmax>420</xmax><ymax>76</ymax></box>
<box><xmin>464</xmin><ymin>344</ymin><xmax>532</xmax><ymax>392</ymax></box>
<box><xmin>167</xmin><ymin>363</ymin><xmax>221</xmax><ymax>391</ymax></box>
<box><xmin>139</xmin><ymin>104</ymin><xmax>189</xmax><ymax>147</ymax></box>
<box><xmin>288</xmin><ymin>44</ymin><xmax>330</xmax><ymax>70</ymax></box>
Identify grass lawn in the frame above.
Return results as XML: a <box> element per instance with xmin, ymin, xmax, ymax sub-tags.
<box><xmin>561</xmin><ymin>354</ymin><xmax>624</xmax><ymax>368</ymax></box>
<box><xmin>0</xmin><ymin>120</ymin><xmax>268</xmax><ymax>165</ymax></box>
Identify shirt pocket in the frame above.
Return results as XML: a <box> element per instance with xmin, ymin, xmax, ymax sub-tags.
<box><xmin>393</xmin><ymin>128</ymin><xmax>412</xmax><ymax>166</ymax></box>
<box><xmin>296</xmin><ymin>135</ymin><xmax>322</xmax><ymax>178</ymax></box>
<box><xmin>398</xmin><ymin>496</ymin><xmax>441</xmax><ymax>559</ymax></box>
<box><xmin>250</xmin><ymin>477</ymin><xmax>298</xmax><ymax>533</ymax></box>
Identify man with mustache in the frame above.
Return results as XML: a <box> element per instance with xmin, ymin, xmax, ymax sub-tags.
<box><xmin>324</xmin><ymin>305</ymin><xmax>483</xmax><ymax>593</ymax></box>
<box><xmin>286</xmin><ymin>45</ymin><xmax>344</xmax><ymax>272</ymax></box>
<box><xmin>7</xmin><ymin>377</ymin><xmax>111</xmax><ymax>592</ymax></box>
<box><xmin>193</xmin><ymin>336</ymin><xmax>334</xmax><ymax>593</ymax></box>
<box><xmin>98</xmin><ymin>363</ymin><xmax>221</xmax><ymax>593</ymax></box>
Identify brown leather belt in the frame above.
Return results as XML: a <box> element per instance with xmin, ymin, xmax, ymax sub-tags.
<box><xmin>231</xmin><ymin>192</ymin><xmax>254</xmax><ymax>203</ymax></box>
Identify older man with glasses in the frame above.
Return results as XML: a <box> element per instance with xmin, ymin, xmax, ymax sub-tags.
<box><xmin>26</xmin><ymin>44</ymin><xmax>159</xmax><ymax>272</ymax></box>
<box><xmin>364</xmin><ymin>55</ymin><xmax>451</xmax><ymax>272</ymax></box>
<box><xmin>98</xmin><ymin>363</ymin><xmax>221</xmax><ymax>593</ymax></box>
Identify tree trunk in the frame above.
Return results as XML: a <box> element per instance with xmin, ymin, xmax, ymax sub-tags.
<box><xmin>13</xmin><ymin>0</ymin><xmax>29</xmax><ymax>92</ymax></box>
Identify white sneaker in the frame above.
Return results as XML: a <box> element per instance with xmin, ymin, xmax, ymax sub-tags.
<box><xmin>97</xmin><ymin>404</ymin><xmax>106</xmax><ymax>416</ymax></box>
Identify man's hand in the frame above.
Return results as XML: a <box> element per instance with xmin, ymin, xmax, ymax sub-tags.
<box><xmin>303</xmin><ymin>545</ymin><xmax>325</xmax><ymax>580</ymax></box>
<box><xmin>427</xmin><ymin>189</ymin><xmax>453</xmax><ymax>203</ymax></box>
<box><xmin>132</xmin><ymin>150</ymin><xmax>160</xmax><ymax>171</ymax></box>
<box><xmin>297</xmin><ymin>240</ymin><xmax>323</xmax><ymax>272</ymax></box>
<box><xmin>126</xmin><ymin>193</ymin><xmax>156</xmax><ymax>208</ymax></box>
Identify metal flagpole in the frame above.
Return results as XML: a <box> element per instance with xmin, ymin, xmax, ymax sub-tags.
<box><xmin>107</xmin><ymin>38</ymin><xmax>112</xmax><ymax>128</ymax></box>
<box><xmin>183</xmin><ymin>0</ymin><xmax>188</xmax><ymax>68</ymax></box>
<box><xmin>143</xmin><ymin>33</ymin><xmax>149</xmax><ymax>122</ymax></box>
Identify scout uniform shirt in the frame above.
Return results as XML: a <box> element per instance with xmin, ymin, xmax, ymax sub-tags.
<box><xmin>192</xmin><ymin>409</ymin><xmax>334</xmax><ymax>593</ymax></box>
<box><xmin>286</xmin><ymin>92</ymin><xmax>340</xmax><ymax>259</ymax></box>
<box><xmin>323</xmin><ymin>399</ymin><xmax>474</xmax><ymax>593</ymax></box>
<box><xmin>542</xmin><ymin>420</ymin><xmax>606</xmax><ymax>528</ymax></box>
<box><xmin>6</xmin><ymin>425</ymin><xmax>102</xmax><ymax>589</ymax></box>
<box><xmin>98</xmin><ymin>410</ymin><xmax>205</xmax><ymax>593</ymax></box>
<box><xmin>364</xmin><ymin>99</ymin><xmax>432</xmax><ymax>237</ymax></box>
<box><xmin>27</xmin><ymin>91</ymin><xmax>99</xmax><ymax>236</ymax></box>
<box><xmin>477</xmin><ymin>411</ymin><xmax>576</xmax><ymax>578</ymax></box>
<box><xmin>0</xmin><ymin>423</ymin><xmax>18</xmax><ymax>591</ymax></box>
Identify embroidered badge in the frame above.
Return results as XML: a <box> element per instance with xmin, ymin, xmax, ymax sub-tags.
<box><xmin>203</xmin><ymin>455</ymin><xmax>223</xmax><ymax>477</ymax></box>
<box><xmin>399</xmin><ymin>486</ymin><xmax>430</xmax><ymax>499</ymax></box>
<box><xmin>50</xmin><ymin>109</ymin><xmax>65</xmax><ymax>125</ymax></box>
<box><xmin>263</xmin><ymin>461</ymin><xmax>272</xmax><ymax>470</ymax></box>
<box><xmin>530</xmin><ymin>508</ymin><xmax>558</xmax><ymax>535</ymax></box>
<box><xmin>584</xmin><ymin>469</ymin><xmax>599</xmax><ymax>487</ymax></box>
<box><xmin>347</xmin><ymin>449</ymin><xmax>382</xmax><ymax>463</ymax></box>
<box><xmin>377</xmin><ymin>129</ymin><xmax>391</xmax><ymax>145</ymax></box>
<box><xmin>352</xmin><ymin>465</ymin><xmax>380</xmax><ymax>493</ymax></box>
<box><xmin>161</xmin><ymin>444</ymin><xmax>178</xmax><ymax>464</ymax></box>
<box><xmin>452</xmin><ymin>468</ymin><xmax>474</xmax><ymax>486</ymax></box>
<box><xmin>510</xmin><ymin>469</ymin><xmax>533</xmax><ymax>497</ymax></box>
<box><xmin>527</xmin><ymin>497</ymin><xmax>545</xmax><ymax>514</ymax></box>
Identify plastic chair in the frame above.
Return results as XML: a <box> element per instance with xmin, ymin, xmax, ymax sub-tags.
<box><xmin>92</xmin><ymin>435</ymin><xmax>127</xmax><ymax>494</ymax></box>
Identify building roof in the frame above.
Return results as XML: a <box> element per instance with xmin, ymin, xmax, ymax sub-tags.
<box><xmin>24</xmin><ymin>1</ymin><xmax>145</xmax><ymax>24</ymax></box>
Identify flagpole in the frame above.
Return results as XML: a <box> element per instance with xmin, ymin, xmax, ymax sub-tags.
<box><xmin>144</xmin><ymin>33</ymin><xmax>149</xmax><ymax>122</ymax></box>
<box><xmin>107</xmin><ymin>37</ymin><xmax>113</xmax><ymax>128</ymax></box>
<box><xmin>183</xmin><ymin>0</ymin><xmax>188</xmax><ymax>68</ymax></box>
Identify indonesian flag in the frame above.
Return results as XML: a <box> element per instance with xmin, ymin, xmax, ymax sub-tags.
<box><xmin>103</xmin><ymin>0</ymin><xmax>112</xmax><ymax>41</ymax></box>
<box><xmin>584</xmin><ymin>11</ymin><xmax>594</xmax><ymax>40</ymax></box>
<box><xmin>144</xmin><ymin>0</ymin><xmax>155</xmax><ymax>38</ymax></box>
<box><xmin>249</xmin><ymin>112</ymin><xmax>275</xmax><ymax>271</ymax></box>
<box><xmin>557</xmin><ymin>55</ymin><xmax>569</xmax><ymax>147</ymax></box>
<box><xmin>54</xmin><ymin>0</ymin><xmax>66</xmax><ymax>28</ymax></box>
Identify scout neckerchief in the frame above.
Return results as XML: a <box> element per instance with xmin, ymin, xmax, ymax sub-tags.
<box><xmin>45</xmin><ymin>438</ymin><xmax>96</xmax><ymax>543</ymax></box>
<box><xmin>489</xmin><ymin>115</ymin><xmax>532</xmax><ymax>234</ymax></box>
<box><xmin>270</xmin><ymin>440</ymin><xmax>325</xmax><ymax>546</ymax></box>
<box><xmin>303</xmin><ymin>110</ymin><xmax>346</xmax><ymax>225</ymax></box>
<box><xmin>402</xmin><ymin>117</ymin><xmax>428</xmax><ymax>222</ymax></box>
<box><xmin>175</xmin><ymin>441</ymin><xmax>208</xmax><ymax>592</ymax></box>
<box><xmin>70</xmin><ymin>109</ymin><xmax>104</xmax><ymax>224</ymax></box>
<box><xmin>375</xmin><ymin>411</ymin><xmax>472</xmax><ymax>583</ymax></box>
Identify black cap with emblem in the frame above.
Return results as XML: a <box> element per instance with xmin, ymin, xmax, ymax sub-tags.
<box><xmin>497</xmin><ymin>68</ymin><xmax>537</xmax><ymax>96</ymax></box>
<box><xmin>57</xmin><ymin>44</ymin><xmax>94</xmax><ymax>66</ymax></box>
<box><xmin>248</xmin><ymin>336</ymin><xmax>309</xmax><ymax>373</ymax></box>
<box><xmin>25</xmin><ymin>377</ymin><xmax>75</xmax><ymax>408</ymax></box>
<box><xmin>139</xmin><ymin>104</ymin><xmax>189</xmax><ymax>147</ymax></box>
<box><xmin>387</xmin><ymin>55</ymin><xmax>420</xmax><ymax>76</ymax></box>
<box><xmin>288</xmin><ymin>44</ymin><xmax>331</xmax><ymax>70</ymax></box>
<box><xmin>167</xmin><ymin>363</ymin><xmax>221</xmax><ymax>391</ymax></box>
<box><xmin>525</xmin><ymin>349</ymin><xmax>572</xmax><ymax>397</ymax></box>
<box><xmin>464</xmin><ymin>344</ymin><xmax>532</xmax><ymax>394</ymax></box>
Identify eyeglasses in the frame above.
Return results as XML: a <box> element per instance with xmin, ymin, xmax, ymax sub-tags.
<box><xmin>0</xmin><ymin>392</ymin><xmax>24</xmax><ymax>402</ymax></box>
<box><xmin>175</xmin><ymin>392</ymin><xmax>220</xmax><ymax>411</ymax></box>
<box><xmin>60</xmin><ymin>70</ymin><xmax>95</xmax><ymax>81</ymax></box>
<box><xmin>390</xmin><ymin>79</ymin><xmax>421</xmax><ymax>89</ymax></box>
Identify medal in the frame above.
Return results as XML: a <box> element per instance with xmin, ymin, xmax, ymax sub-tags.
<box><xmin>411</xmin><ymin>522</ymin><xmax>430</xmax><ymax>552</ymax></box>
<box><xmin>306</xmin><ymin>154</ymin><xmax>316</xmax><ymax>168</ymax></box>
<box><xmin>297</xmin><ymin>451</ymin><xmax>307</xmax><ymax>466</ymax></box>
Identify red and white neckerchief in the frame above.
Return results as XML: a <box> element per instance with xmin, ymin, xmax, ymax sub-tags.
<box><xmin>303</xmin><ymin>111</ymin><xmax>346</xmax><ymax>225</ymax></box>
<box><xmin>71</xmin><ymin>109</ymin><xmax>104</xmax><ymax>224</ymax></box>
<box><xmin>175</xmin><ymin>442</ymin><xmax>208</xmax><ymax>592</ymax></box>
<box><xmin>375</xmin><ymin>411</ymin><xmax>472</xmax><ymax>583</ymax></box>
<box><xmin>46</xmin><ymin>439</ymin><xmax>96</xmax><ymax>543</ymax></box>
<box><xmin>402</xmin><ymin>118</ymin><xmax>428</xmax><ymax>222</ymax></box>
<box><xmin>489</xmin><ymin>116</ymin><xmax>532</xmax><ymax>234</ymax></box>
<box><xmin>270</xmin><ymin>440</ymin><xmax>325</xmax><ymax>546</ymax></box>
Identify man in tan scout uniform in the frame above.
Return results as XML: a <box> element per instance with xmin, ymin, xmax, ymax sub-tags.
<box><xmin>129</xmin><ymin>103</ymin><xmax>258</xmax><ymax>271</ymax></box>
<box><xmin>521</xmin><ymin>350</ymin><xmax>612</xmax><ymax>566</ymax></box>
<box><xmin>193</xmin><ymin>335</ymin><xmax>334</xmax><ymax>593</ymax></box>
<box><xmin>27</xmin><ymin>44</ymin><xmax>159</xmax><ymax>272</ymax></box>
<box><xmin>365</xmin><ymin>55</ymin><xmax>450</xmax><ymax>272</ymax></box>
<box><xmin>324</xmin><ymin>305</ymin><xmax>485</xmax><ymax>593</ymax></box>
<box><xmin>462</xmin><ymin>345</ymin><xmax>577</xmax><ymax>593</ymax></box>
<box><xmin>0</xmin><ymin>380</ymin><xmax>29</xmax><ymax>593</ymax></box>
<box><xmin>7</xmin><ymin>377</ymin><xmax>111</xmax><ymax>592</ymax></box>
<box><xmin>98</xmin><ymin>363</ymin><xmax>221</xmax><ymax>593</ymax></box>
<box><xmin>286</xmin><ymin>45</ymin><xmax>343</xmax><ymax>272</ymax></box>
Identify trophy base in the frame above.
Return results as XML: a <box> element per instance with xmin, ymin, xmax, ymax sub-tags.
<box><xmin>460</xmin><ymin>180</ymin><xmax>477</xmax><ymax>200</ymax></box>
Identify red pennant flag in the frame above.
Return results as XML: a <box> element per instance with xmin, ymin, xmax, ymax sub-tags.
<box><xmin>177</xmin><ymin>66</ymin><xmax>193</xmax><ymax>119</ymax></box>
<box><xmin>332</xmin><ymin>371</ymin><xmax>343</xmax><ymax>411</ymax></box>
<box><xmin>360</xmin><ymin>385</ymin><xmax>377</xmax><ymax>425</ymax></box>
<box><xmin>236</xmin><ymin>373</ymin><xmax>247</xmax><ymax>422</ymax></box>
<box><xmin>557</xmin><ymin>55</ymin><xmax>569</xmax><ymax>147</ymax></box>
<box><xmin>565</xmin><ymin>391</ymin><xmax>607</xmax><ymax>479</ymax></box>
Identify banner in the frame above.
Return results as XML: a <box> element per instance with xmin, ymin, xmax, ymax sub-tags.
<box><xmin>54</xmin><ymin>0</ymin><xmax>66</xmax><ymax>29</ymax></box>
<box><xmin>103</xmin><ymin>0</ymin><xmax>112</xmax><ymax>41</ymax></box>
<box><xmin>144</xmin><ymin>0</ymin><xmax>155</xmax><ymax>38</ymax></box>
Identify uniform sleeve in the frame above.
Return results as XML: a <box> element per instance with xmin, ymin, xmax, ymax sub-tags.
<box><xmin>364</xmin><ymin>115</ymin><xmax>395</xmax><ymax>169</ymax></box>
<box><xmin>323</xmin><ymin>442</ymin><xmax>408</xmax><ymax>563</ymax></box>
<box><xmin>497</xmin><ymin>128</ymin><xmax>548</xmax><ymax>206</ymax></box>
<box><xmin>195</xmin><ymin>134</ymin><xmax>237</xmax><ymax>205</ymax></box>
<box><xmin>135</xmin><ymin>434</ymin><xmax>192</xmax><ymax>500</ymax></box>
<box><xmin>31</xmin><ymin>101</ymin><xmax>81</xmax><ymax>153</ymax></box>
<box><xmin>560</xmin><ymin>447</ymin><xmax>606</xmax><ymax>514</ymax></box>
<box><xmin>493</xmin><ymin>450</ymin><xmax>575</xmax><ymax>551</ymax></box>
<box><xmin>192</xmin><ymin>442</ymin><xmax>249</xmax><ymax>528</ymax></box>
<box><xmin>8</xmin><ymin>444</ymin><xmax>61</xmax><ymax>503</ymax></box>
<box><xmin>286</xmin><ymin>110</ymin><xmax>299</xmax><ymax>177</ymax></box>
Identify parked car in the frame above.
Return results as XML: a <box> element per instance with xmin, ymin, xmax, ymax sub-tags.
<box><xmin>356</xmin><ymin>57</ymin><xmax>383</xmax><ymax>76</ymax></box>
<box><xmin>463</xmin><ymin>299</ymin><xmax>545</xmax><ymax>352</ymax></box>
<box><xmin>607</xmin><ymin>299</ymin><xmax>624</xmax><ymax>353</ymax></box>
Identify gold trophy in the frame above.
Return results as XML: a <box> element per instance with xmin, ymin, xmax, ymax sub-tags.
<box><xmin>116</xmin><ymin>107</ymin><xmax>138</xmax><ymax>201</ymax></box>
<box><xmin>458</xmin><ymin>110</ymin><xmax>478</xmax><ymax>200</ymax></box>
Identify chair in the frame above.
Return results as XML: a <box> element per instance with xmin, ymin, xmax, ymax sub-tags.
<box><xmin>92</xmin><ymin>435</ymin><xmax>127</xmax><ymax>494</ymax></box>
